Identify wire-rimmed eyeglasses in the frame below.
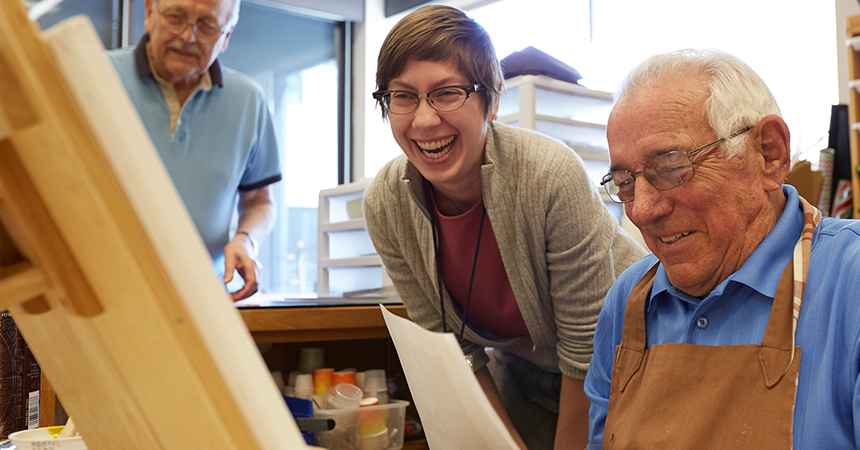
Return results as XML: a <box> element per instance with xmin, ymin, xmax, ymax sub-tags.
<box><xmin>372</xmin><ymin>84</ymin><xmax>485</xmax><ymax>115</ymax></box>
<box><xmin>600</xmin><ymin>126</ymin><xmax>754</xmax><ymax>203</ymax></box>
<box><xmin>157</xmin><ymin>9</ymin><xmax>227</xmax><ymax>42</ymax></box>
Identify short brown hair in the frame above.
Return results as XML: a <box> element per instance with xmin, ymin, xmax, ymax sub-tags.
<box><xmin>375</xmin><ymin>5</ymin><xmax>502</xmax><ymax>119</ymax></box>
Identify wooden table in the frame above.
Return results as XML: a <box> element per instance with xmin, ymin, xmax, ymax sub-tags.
<box><xmin>239</xmin><ymin>304</ymin><xmax>409</xmax><ymax>343</ymax></box>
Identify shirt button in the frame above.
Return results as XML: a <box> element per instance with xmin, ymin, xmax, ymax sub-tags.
<box><xmin>696</xmin><ymin>316</ymin><xmax>709</xmax><ymax>329</ymax></box>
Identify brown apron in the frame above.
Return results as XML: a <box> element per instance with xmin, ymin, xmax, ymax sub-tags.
<box><xmin>603</xmin><ymin>198</ymin><xmax>821</xmax><ymax>449</ymax></box>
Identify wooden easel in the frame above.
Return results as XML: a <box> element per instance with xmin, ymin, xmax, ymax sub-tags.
<box><xmin>0</xmin><ymin>1</ymin><xmax>307</xmax><ymax>447</ymax></box>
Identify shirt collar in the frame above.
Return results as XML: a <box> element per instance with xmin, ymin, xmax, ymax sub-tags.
<box><xmin>647</xmin><ymin>184</ymin><xmax>804</xmax><ymax>309</ymax></box>
<box><xmin>132</xmin><ymin>33</ymin><xmax>224</xmax><ymax>88</ymax></box>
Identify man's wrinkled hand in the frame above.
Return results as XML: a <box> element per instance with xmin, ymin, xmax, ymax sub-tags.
<box><xmin>223</xmin><ymin>235</ymin><xmax>262</xmax><ymax>301</ymax></box>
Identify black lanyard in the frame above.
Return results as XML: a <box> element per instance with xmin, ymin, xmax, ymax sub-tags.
<box><xmin>430</xmin><ymin>201</ymin><xmax>486</xmax><ymax>344</ymax></box>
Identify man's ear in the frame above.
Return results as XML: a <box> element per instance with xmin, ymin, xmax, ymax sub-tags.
<box><xmin>755</xmin><ymin>114</ymin><xmax>791</xmax><ymax>192</ymax></box>
<box><xmin>218</xmin><ymin>26</ymin><xmax>236</xmax><ymax>54</ymax></box>
<box><xmin>143</xmin><ymin>0</ymin><xmax>154</xmax><ymax>33</ymax></box>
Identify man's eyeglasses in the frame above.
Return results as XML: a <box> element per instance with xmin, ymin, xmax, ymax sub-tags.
<box><xmin>372</xmin><ymin>84</ymin><xmax>485</xmax><ymax>115</ymax></box>
<box><xmin>157</xmin><ymin>9</ymin><xmax>227</xmax><ymax>42</ymax></box>
<box><xmin>600</xmin><ymin>126</ymin><xmax>754</xmax><ymax>204</ymax></box>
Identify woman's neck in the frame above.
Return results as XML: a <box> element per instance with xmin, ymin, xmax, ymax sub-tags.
<box><xmin>432</xmin><ymin>178</ymin><xmax>483</xmax><ymax>216</ymax></box>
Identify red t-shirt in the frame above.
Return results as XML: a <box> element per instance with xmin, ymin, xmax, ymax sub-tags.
<box><xmin>432</xmin><ymin>195</ymin><xmax>529</xmax><ymax>338</ymax></box>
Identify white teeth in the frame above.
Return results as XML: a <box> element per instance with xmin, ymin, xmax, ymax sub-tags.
<box><xmin>418</xmin><ymin>136</ymin><xmax>454</xmax><ymax>150</ymax></box>
<box><xmin>417</xmin><ymin>136</ymin><xmax>455</xmax><ymax>159</ymax></box>
<box><xmin>661</xmin><ymin>231</ymin><xmax>691</xmax><ymax>244</ymax></box>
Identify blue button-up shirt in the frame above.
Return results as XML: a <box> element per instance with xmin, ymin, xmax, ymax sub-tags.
<box><xmin>585</xmin><ymin>185</ymin><xmax>860</xmax><ymax>449</ymax></box>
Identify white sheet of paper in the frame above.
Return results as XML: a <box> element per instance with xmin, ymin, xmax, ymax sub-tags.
<box><xmin>381</xmin><ymin>305</ymin><xmax>519</xmax><ymax>449</ymax></box>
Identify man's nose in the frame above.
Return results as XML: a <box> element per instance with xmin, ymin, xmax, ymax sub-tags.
<box><xmin>626</xmin><ymin>177</ymin><xmax>671</xmax><ymax>226</ymax></box>
<box><xmin>179</xmin><ymin>23</ymin><xmax>199</xmax><ymax>43</ymax></box>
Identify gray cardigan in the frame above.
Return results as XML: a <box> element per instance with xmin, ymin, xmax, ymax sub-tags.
<box><xmin>364</xmin><ymin>123</ymin><xmax>645</xmax><ymax>379</ymax></box>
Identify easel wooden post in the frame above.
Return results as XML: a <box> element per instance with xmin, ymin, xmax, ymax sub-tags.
<box><xmin>0</xmin><ymin>1</ymin><xmax>306</xmax><ymax>447</ymax></box>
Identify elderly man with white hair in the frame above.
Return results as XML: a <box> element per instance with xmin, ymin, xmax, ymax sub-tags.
<box><xmin>585</xmin><ymin>49</ymin><xmax>860</xmax><ymax>449</ymax></box>
<box><xmin>109</xmin><ymin>0</ymin><xmax>281</xmax><ymax>300</ymax></box>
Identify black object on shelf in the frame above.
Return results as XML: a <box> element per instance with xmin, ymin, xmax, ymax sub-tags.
<box><xmin>500</xmin><ymin>46</ymin><xmax>582</xmax><ymax>85</ymax></box>
<box><xmin>828</xmin><ymin>104</ymin><xmax>853</xmax><ymax>196</ymax></box>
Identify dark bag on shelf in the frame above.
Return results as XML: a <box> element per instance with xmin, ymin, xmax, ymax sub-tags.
<box><xmin>828</xmin><ymin>104</ymin><xmax>854</xmax><ymax>201</ymax></box>
<box><xmin>500</xmin><ymin>46</ymin><xmax>582</xmax><ymax>84</ymax></box>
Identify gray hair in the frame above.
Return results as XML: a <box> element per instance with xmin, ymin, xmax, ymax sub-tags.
<box><xmin>616</xmin><ymin>48</ymin><xmax>781</xmax><ymax>158</ymax></box>
<box><xmin>152</xmin><ymin>0</ymin><xmax>241</xmax><ymax>28</ymax></box>
<box><xmin>226</xmin><ymin>0</ymin><xmax>241</xmax><ymax>28</ymax></box>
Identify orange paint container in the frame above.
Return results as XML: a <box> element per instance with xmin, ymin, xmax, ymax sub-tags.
<box><xmin>312</xmin><ymin>367</ymin><xmax>334</xmax><ymax>396</ymax></box>
<box><xmin>331</xmin><ymin>371</ymin><xmax>357</xmax><ymax>386</ymax></box>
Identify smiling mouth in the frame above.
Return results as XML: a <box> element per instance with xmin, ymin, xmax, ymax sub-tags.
<box><xmin>660</xmin><ymin>231</ymin><xmax>692</xmax><ymax>244</ymax></box>
<box><xmin>417</xmin><ymin>136</ymin><xmax>455</xmax><ymax>160</ymax></box>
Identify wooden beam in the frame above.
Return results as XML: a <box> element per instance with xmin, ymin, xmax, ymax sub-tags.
<box><xmin>0</xmin><ymin>262</ymin><xmax>50</xmax><ymax>310</ymax></box>
<box><xmin>0</xmin><ymin>138</ymin><xmax>101</xmax><ymax>317</ymax></box>
<box><xmin>0</xmin><ymin>0</ymin><xmax>305</xmax><ymax>446</ymax></box>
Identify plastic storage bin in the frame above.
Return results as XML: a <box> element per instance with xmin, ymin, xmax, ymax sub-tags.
<box><xmin>314</xmin><ymin>399</ymin><xmax>409</xmax><ymax>450</ymax></box>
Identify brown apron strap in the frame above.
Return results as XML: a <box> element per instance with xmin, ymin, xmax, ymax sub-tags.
<box><xmin>759</xmin><ymin>262</ymin><xmax>795</xmax><ymax>387</ymax></box>
<box><xmin>761</xmin><ymin>196</ymin><xmax>822</xmax><ymax>388</ymax></box>
<box><xmin>612</xmin><ymin>263</ymin><xmax>658</xmax><ymax>392</ymax></box>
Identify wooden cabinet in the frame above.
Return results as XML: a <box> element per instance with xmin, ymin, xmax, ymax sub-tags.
<box><xmin>240</xmin><ymin>304</ymin><xmax>429</xmax><ymax>450</ymax></box>
<box><xmin>844</xmin><ymin>15</ymin><xmax>860</xmax><ymax>219</ymax></box>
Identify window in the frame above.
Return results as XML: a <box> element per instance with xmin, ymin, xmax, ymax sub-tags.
<box><xmin>35</xmin><ymin>0</ymin><xmax>348</xmax><ymax>297</ymax></box>
<box><xmin>32</xmin><ymin>0</ymin><xmax>121</xmax><ymax>49</ymax></box>
<box><xmin>217</xmin><ymin>2</ymin><xmax>346</xmax><ymax>295</ymax></box>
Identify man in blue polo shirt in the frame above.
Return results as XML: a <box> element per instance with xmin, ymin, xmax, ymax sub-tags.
<box><xmin>585</xmin><ymin>48</ymin><xmax>860</xmax><ymax>449</ymax></box>
<box><xmin>108</xmin><ymin>0</ymin><xmax>281</xmax><ymax>300</ymax></box>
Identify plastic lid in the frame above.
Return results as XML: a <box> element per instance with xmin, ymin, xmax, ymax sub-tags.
<box><xmin>326</xmin><ymin>383</ymin><xmax>363</xmax><ymax>410</ymax></box>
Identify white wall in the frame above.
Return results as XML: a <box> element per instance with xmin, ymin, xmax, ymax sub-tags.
<box><xmin>351</xmin><ymin>0</ymin><xmax>405</xmax><ymax>182</ymax></box>
<box><xmin>837</xmin><ymin>0</ymin><xmax>860</xmax><ymax>104</ymax></box>
<box><xmin>352</xmin><ymin>0</ymin><xmax>853</xmax><ymax>180</ymax></box>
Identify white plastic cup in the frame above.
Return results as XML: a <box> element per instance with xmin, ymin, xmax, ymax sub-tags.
<box><xmin>355</xmin><ymin>371</ymin><xmax>366</xmax><ymax>391</ymax></box>
<box><xmin>297</xmin><ymin>347</ymin><xmax>325</xmax><ymax>373</ymax></box>
<box><xmin>363</xmin><ymin>369</ymin><xmax>388</xmax><ymax>404</ymax></box>
<box><xmin>293</xmin><ymin>373</ymin><xmax>314</xmax><ymax>400</ymax></box>
<box><xmin>364</xmin><ymin>389</ymin><xmax>388</xmax><ymax>405</ymax></box>
<box><xmin>363</xmin><ymin>369</ymin><xmax>386</xmax><ymax>391</ymax></box>
<box><xmin>287</xmin><ymin>370</ymin><xmax>301</xmax><ymax>387</ymax></box>
<box><xmin>326</xmin><ymin>383</ymin><xmax>364</xmax><ymax>410</ymax></box>
<box><xmin>271</xmin><ymin>370</ymin><xmax>286</xmax><ymax>393</ymax></box>
<box><xmin>9</xmin><ymin>427</ymin><xmax>88</xmax><ymax>450</ymax></box>
<box><xmin>359</xmin><ymin>427</ymin><xmax>389</xmax><ymax>450</ymax></box>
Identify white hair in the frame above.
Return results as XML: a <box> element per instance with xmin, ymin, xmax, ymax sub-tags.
<box><xmin>227</xmin><ymin>0</ymin><xmax>241</xmax><ymax>28</ymax></box>
<box><xmin>616</xmin><ymin>48</ymin><xmax>781</xmax><ymax>158</ymax></box>
<box><xmin>152</xmin><ymin>0</ymin><xmax>241</xmax><ymax>28</ymax></box>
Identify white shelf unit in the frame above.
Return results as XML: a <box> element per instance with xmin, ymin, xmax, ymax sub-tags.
<box><xmin>499</xmin><ymin>74</ymin><xmax>646</xmax><ymax>247</ymax></box>
<box><xmin>499</xmin><ymin>75</ymin><xmax>613</xmax><ymax>145</ymax></box>
<box><xmin>499</xmin><ymin>74</ymin><xmax>613</xmax><ymax>193</ymax></box>
<box><xmin>317</xmin><ymin>179</ymin><xmax>391</xmax><ymax>296</ymax></box>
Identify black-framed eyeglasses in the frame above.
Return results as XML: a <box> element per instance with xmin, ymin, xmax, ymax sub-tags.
<box><xmin>600</xmin><ymin>126</ymin><xmax>754</xmax><ymax>204</ymax></box>
<box><xmin>157</xmin><ymin>9</ymin><xmax>227</xmax><ymax>42</ymax></box>
<box><xmin>372</xmin><ymin>84</ymin><xmax>485</xmax><ymax>115</ymax></box>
